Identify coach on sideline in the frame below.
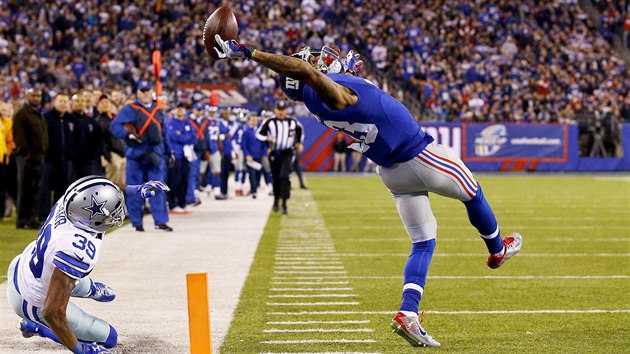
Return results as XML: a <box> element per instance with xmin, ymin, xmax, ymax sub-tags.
<box><xmin>111</xmin><ymin>81</ymin><xmax>174</xmax><ymax>232</ymax></box>
<box><xmin>256</xmin><ymin>100</ymin><xmax>303</xmax><ymax>215</ymax></box>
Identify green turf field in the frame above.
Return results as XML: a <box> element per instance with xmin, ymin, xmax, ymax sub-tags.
<box><xmin>221</xmin><ymin>175</ymin><xmax>630</xmax><ymax>353</ymax></box>
<box><xmin>0</xmin><ymin>218</ymin><xmax>39</xmax><ymax>282</ymax></box>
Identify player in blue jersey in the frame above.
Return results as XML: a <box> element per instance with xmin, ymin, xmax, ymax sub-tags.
<box><xmin>204</xmin><ymin>107</ymin><xmax>222</xmax><ymax>196</ymax></box>
<box><xmin>215</xmin><ymin>36</ymin><xmax>523</xmax><ymax>347</ymax></box>
<box><xmin>6</xmin><ymin>175</ymin><xmax>169</xmax><ymax>354</ymax></box>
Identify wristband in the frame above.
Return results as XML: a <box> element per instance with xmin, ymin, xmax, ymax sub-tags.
<box><xmin>124</xmin><ymin>185</ymin><xmax>140</xmax><ymax>198</ymax></box>
<box><xmin>250</xmin><ymin>48</ymin><xmax>257</xmax><ymax>60</ymax></box>
<box><xmin>71</xmin><ymin>342</ymin><xmax>83</xmax><ymax>354</ymax></box>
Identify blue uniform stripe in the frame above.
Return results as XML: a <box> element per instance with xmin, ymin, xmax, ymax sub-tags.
<box><xmin>420</xmin><ymin>151</ymin><xmax>477</xmax><ymax>193</ymax></box>
<box><xmin>31</xmin><ymin>306</ymin><xmax>44</xmax><ymax>325</ymax></box>
<box><xmin>52</xmin><ymin>259</ymin><xmax>85</xmax><ymax>279</ymax></box>
<box><xmin>55</xmin><ymin>251</ymin><xmax>89</xmax><ymax>270</ymax></box>
<box><xmin>22</xmin><ymin>301</ymin><xmax>30</xmax><ymax>321</ymax></box>
<box><xmin>13</xmin><ymin>259</ymin><xmax>21</xmax><ymax>295</ymax></box>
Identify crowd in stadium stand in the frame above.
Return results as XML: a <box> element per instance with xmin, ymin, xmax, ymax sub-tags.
<box><xmin>0</xmin><ymin>0</ymin><xmax>627</xmax><ymax>180</ymax></box>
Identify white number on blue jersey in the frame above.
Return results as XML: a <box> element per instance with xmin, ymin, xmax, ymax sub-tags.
<box><xmin>323</xmin><ymin>121</ymin><xmax>378</xmax><ymax>152</ymax></box>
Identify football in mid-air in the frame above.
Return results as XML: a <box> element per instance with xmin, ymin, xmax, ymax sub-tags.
<box><xmin>203</xmin><ymin>5</ymin><xmax>238</xmax><ymax>60</ymax></box>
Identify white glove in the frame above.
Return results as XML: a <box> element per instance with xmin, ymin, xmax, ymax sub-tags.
<box><xmin>213</xmin><ymin>34</ymin><xmax>256</xmax><ymax>59</ymax></box>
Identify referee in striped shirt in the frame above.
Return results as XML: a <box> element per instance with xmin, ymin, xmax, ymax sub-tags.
<box><xmin>256</xmin><ymin>101</ymin><xmax>303</xmax><ymax>215</ymax></box>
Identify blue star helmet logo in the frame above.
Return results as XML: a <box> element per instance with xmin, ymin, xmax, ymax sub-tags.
<box><xmin>82</xmin><ymin>196</ymin><xmax>107</xmax><ymax>219</ymax></box>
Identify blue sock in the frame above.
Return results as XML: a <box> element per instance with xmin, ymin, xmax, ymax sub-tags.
<box><xmin>463</xmin><ymin>185</ymin><xmax>504</xmax><ymax>254</ymax></box>
<box><xmin>212</xmin><ymin>175</ymin><xmax>221</xmax><ymax>188</ymax></box>
<box><xmin>240</xmin><ymin>171</ymin><xmax>247</xmax><ymax>184</ymax></box>
<box><xmin>28</xmin><ymin>320</ymin><xmax>61</xmax><ymax>344</ymax></box>
<box><xmin>234</xmin><ymin>171</ymin><xmax>241</xmax><ymax>184</ymax></box>
<box><xmin>399</xmin><ymin>239</ymin><xmax>436</xmax><ymax>313</ymax></box>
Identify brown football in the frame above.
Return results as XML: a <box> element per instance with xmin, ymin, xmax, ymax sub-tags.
<box><xmin>203</xmin><ymin>6</ymin><xmax>238</xmax><ymax>60</ymax></box>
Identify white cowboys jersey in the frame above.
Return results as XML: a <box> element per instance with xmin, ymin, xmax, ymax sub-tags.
<box><xmin>15</xmin><ymin>202</ymin><xmax>102</xmax><ymax>308</ymax></box>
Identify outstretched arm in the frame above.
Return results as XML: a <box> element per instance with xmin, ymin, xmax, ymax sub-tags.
<box><xmin>214</xmin><ymin>35</ymin><xmax>356</xmax><ymax>110</ymax></box>
<box><xmin>253</xmin><ymin>51</ymin><xmax>355</xmax><ymax>110</ymax></box>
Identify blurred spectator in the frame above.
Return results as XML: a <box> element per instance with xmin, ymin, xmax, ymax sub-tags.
<box><xmin>111</xmin><ymin>81</ymin><xmax>173</xmax><ymax>232</ymax></box>
<box><xmin>166</xmin><ymin>102</ymin><xmax>196</xmax><ymax>214</ymax></box>
<box><xmin>95</xmin><ymin>94</ymin><xmax>126</xmax><ymax>185</ymax></box>
<box><xmin>73</xmin><ymin>92</ymin><xmax>105</xmax><ymax>177</ymax></box>
<box><xmin>13</xmin><ymin>88</ymin><xmax>47</xmax><ymax>229</ymax></box>
<box><xmin>332</xmin><ymin>132</ymin><xmax>348</xmax><ymax>172</ymax></box>
<box><xmin>0</xmin><ymin>102</ymin><xmax>15</xmax><ymax>220</ymax></box>
<box><xmin>38</xmin><ymin>93</ymin><xmax>77</xmax><ymax>220</ymax></box>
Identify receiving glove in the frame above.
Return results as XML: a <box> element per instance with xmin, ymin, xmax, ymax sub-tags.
<box><xmin>125</xmin><ymin>181</ymin><xmax>171</xmax><ymax>199</ymax></box>
<box><xmin>345</xmin><ymin>50</ymin><xmax>364</xmax><ymax>75</ymax></box>
<box><xmin>127</xmin><ymin>133</ymin><xmax>143</xmax><ymax>146</ymax></box>
<box><xmin>214</xmin><ymin>34</ymin><xmax>256</xmax><ymax>59</ymax></box>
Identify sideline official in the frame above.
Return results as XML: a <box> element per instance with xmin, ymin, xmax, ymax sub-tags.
<box><xmin>256</xmin><ymin>101</ymin><xmax>303</xmax><ymax>215</ymax></box>
<box><xmin>111</xmin><ymin>81</ymin><xmax>173</xmax><ymax>232</ymax></box>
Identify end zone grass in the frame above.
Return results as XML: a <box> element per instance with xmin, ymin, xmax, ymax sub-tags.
<box><xmin>221</xmin><ymin>175</ymin><xmax>630</xmax><ymax>353</ymax></box>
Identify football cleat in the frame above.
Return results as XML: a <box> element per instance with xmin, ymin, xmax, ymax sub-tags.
<box><xmin>88</xmin><ymin>282</ymin><xmax>116</xmax><ymax>302</ymax></box>
<box><xmin>487</xmin><ymin>232</ymin><xmax>522</xmax><ymax>269</ymax></box>
<box><xmin>390</xmin><ymin>312</ymin><xmax>441</xmax><ymax>347</ymax></box>
<box><xmin>17</xmin><ymin>319</ymin><xmax>38</xmax><ymax>338</ymax></box>
<box><xmin>155</xmin><ymin>223</ymin><xmax>174</xmax><ymax>231</ymax></box>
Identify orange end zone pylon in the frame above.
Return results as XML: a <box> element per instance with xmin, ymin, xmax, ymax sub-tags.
<box><xmin>186</xmin><ymin>272</ymin><xmax>212</xmax><ymax>354</ymax></box>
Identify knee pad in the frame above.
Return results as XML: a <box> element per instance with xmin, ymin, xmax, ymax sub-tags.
<box><xmin>406</xmin><ymin>215</ymin><xmax>437</xmax><ymax>243</ymax></box>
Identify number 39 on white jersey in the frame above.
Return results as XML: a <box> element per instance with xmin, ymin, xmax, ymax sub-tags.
<box><xmin>15</xmin><ymin>202</ymin><xmax>103</xmax><ymax>308</ymax></box>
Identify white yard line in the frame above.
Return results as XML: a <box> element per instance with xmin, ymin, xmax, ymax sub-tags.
<box><xmin>271</xmin><ymin>281</ymin><xmax>351</xmax><ymax>285</ymax></box>
<box><xmin>268</xmin><ymin>294</ymin><xmax>357</xmax><ymax>298</ymax></box>
<box><xmin>270</xmin><ymin>288</ymin><xmax>354</xmax><ymax>291</ymax></box>
<box><xmin>263</xmin><ymin>328</ymin><xmax>374</xmax><ymax>333</ymax></box>
<box><xmin>260</xmin><ymin>339</ymin><xmax>377</xmax><ymax>344</ymax></box>
<box><xmin>335</xmin><ymin>275</ymin><xmax>630</xmax><ymax>280</ymax></box>
<box><xmin>266</xmin><ymin>320</ymin><xmax>371</xmax><ymax>325</ymax></box>
<box><xmin>267</xmin><ymin>302</ymin><xmax>361</xmax><ymax>306</ymax></box>
<box><xmin>274</xmin><ymin>261</ymin><xmax>343</xmax><ymax>265</ymax></box>
<box><xmin>267</xmin><ymin>309</ymin><xmax>630</xmax><ymax>315</ymax></box>
<box><xmin>272</xmin><ymin>276</ymin><xmax>349</xmax><ymax>279</ymax></box>
<box><xmin>260</xmin><ymin>352</ymin><xmax>380</xmax><ymax>354</ymax></box>
<box><xmin>274</xmin><ymin>266</ymin><xmax>345</xmax><ymax>269</ymax></box>
<box><xmin>273</xmin><ymin>271</ymin><xmax>348</xmax><ymax>274</ymax></box>
<box><xmin>335</xmin><ymin>253</ymin><xmax>630</xmax><ymax>257</ymax></box>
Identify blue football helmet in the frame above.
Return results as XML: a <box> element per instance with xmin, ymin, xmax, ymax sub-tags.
<box><xmin>279</xmin><ymin>46</ymin><xmax>343</xmax><ymax>102</ymax></box>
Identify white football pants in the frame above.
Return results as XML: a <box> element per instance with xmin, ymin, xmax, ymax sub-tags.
<box><xmin>378</xmin><ymin>142</ymin><xmax>479</xmax><ymax>243</ymax></box>
<box><xmin>6</xmin><ymin>256</ymin><xmax>112</xmax><ymax>343</ymax></box>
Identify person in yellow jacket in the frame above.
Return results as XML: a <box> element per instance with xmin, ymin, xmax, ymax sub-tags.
<box><xmin>1</xmin><ymin>101</ymin><xmax>15</xmax><ymax>220</ymax></box>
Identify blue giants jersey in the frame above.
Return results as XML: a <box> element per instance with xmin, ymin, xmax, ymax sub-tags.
<box><xmin>303</xmin><ymin>74</ymin><xmax>434</xmax><ymax>167</ymax></box>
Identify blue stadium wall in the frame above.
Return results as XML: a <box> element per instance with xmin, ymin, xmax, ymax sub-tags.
<box><xmin>298</xmin><ymin>118</ymin><xmax>630</xmax><ymax>172</ymax></box>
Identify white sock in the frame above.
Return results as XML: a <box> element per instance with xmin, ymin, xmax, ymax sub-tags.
<box><xmin>400</xmin><ymin>310</ymin><xmax>418</xmax><ymax>318</ymax></box>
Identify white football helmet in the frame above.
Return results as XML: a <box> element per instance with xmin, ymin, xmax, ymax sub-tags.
<box><xmin>63</xmin><ymin>176</ymin><xmax>127</xmax><ymax>233</ymax></box>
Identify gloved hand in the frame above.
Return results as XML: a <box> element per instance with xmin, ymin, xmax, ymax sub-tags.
<box><xmin>214</xmin><ymin>34</ymin><xmax>256</xmax><ymax>59</ymax></box>
<box><xmin>126</xmin><ymin>181</ymin><xmax>170</xmax><ymax>199</ymax></box>
<box><xmin>127</xmin><ymin>133</ymin><xmax>143</xmax><ymax>146</ymax></box>
<box><xmin>345</xmin><ymin>50</ymin><xmax>364</xmax><ymax>75</ymax></box>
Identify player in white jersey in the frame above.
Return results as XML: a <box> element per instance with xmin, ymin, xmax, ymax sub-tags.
<box><xmin>6</xmin><ymin>175</ymin><xmax>169</xmax><ymax>354</ymax></box>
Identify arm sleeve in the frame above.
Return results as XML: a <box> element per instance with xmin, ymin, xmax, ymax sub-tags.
<box><xmin>12</xmin><ymin>110</ymin><xmax>28</xmax><ymax>152</ymax></box>
<box><xmin>295</xmin><ymin>119</ymin><xmax>304</xmax><ymax>144</ymax></box>
<box><xmin>52</xmin><ymin>251</ymin><xmax>92</xmax><ymax>280</ymax></box>
<box><xmin>163</xmin><ymin>125</ymin><xmax>172</xmax><ymax>157</ymax></box>
<box><xmin>256</xmin><ymin>118</ymin><xmax>270</xmax><ymax>141</ymax></box>
<box><xmin>110</xmin><ymin>105</ymin><xmax>135</xmax><ymax>139</ymax></box>
<box><xmin>242</xmin><ymin>131</ymin><xmax>252</xmax><ymax>157</ymax></box>
<box><xmin>185</xmin><ymin>122</ymin><xmax>198</xmax><ymax>145</ymax></box>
